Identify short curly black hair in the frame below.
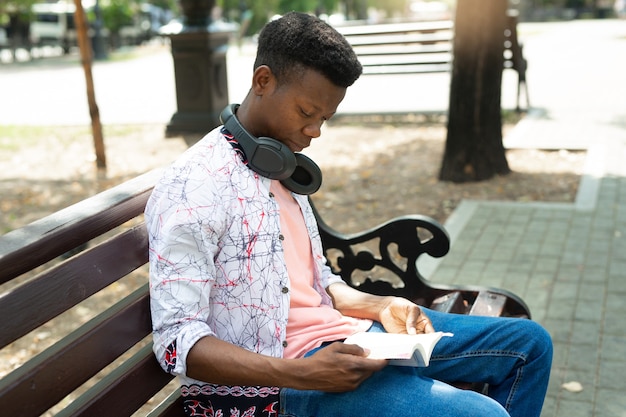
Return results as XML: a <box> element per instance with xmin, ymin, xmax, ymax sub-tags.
<box><xmin>254</xmin><ymin>12</ymin><xmax>362</xmax><ymax>88</ymax></box>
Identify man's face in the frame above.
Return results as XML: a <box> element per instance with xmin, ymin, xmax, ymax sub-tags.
<box><xmin>259</xmin><ymin>68</ymin><xmax>347</xmax><ymax>153</ymax></box>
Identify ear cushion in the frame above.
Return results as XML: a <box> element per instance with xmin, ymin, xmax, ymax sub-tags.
<box><xmin>221</xmin><ymin>104</ymin><xmax>297</xmax><ymax>180</ymax></box>
<box><xmin>280</xmin><ymin>153</ymin><xmax>322</xmax><ymax>195</ymax></box>
<box><xmin>246</xmin><ymin>137</ymin><xmax>297</xmax><ymax>180</ymax></box>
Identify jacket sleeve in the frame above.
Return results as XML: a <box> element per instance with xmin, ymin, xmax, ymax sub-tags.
<box><xmin>145</xmin><ymin>164</ymin><xmax>226</xmax><ymax>377</ymax></box>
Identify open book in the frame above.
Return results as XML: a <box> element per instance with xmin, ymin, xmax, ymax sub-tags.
<box><xmin>344</xmin><ymin>331</ymin><xmax>453</xmax><ymax>367</ymax></box>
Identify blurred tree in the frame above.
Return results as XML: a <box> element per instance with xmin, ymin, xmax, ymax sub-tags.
<box><xmin>0</xmin><ymin>0</ymin><xmax>34</xmax><ymax>56</ymax></box>
<box><xmin>101</xmin><ymin>0</ymin><xmax>134</xmax><ymax>42</ymax></box>
<box><xmin>342</xmin><ymin>0</ymin><xmax>367</xmax><ymax>19</ymax></box>
<box><xmin>0</xmin><ymin>0</ymin><xmax>36</xmax><ymax>15</ymax></box>
<box><xmin>148</xmin><ymin>0</ymin><xmax>178</xmax><ymax>11</ymax></box>
<box><xmin>99</xmin><ymin>0</ymin><xmax>134</xmax><ymax>48</ymax></box>
<box><xmin>218</xmin><ymin>0</ymin><xmax>399</xmax><ymax>36</ymax></box>
<box><xmin>439</xmin><ymin>0</ymin><xmax>510</xmax><ymax>182</ymax></box>
<box><xmin>0</xmin><ymin>0</ymin><xmax>35</xmax><ymax>30</ymax></box>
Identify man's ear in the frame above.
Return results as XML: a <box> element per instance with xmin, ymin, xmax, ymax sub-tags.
<box><xmin>251</xmin><ymin>65</ymin><xmax>276</xmax><ymax>95</ymax></box>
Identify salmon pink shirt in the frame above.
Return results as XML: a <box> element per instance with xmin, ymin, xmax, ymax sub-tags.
<box><xmin>270</xmin><ymin>180</ymin><xmax>372</xmax><ymax>359</ymax></box>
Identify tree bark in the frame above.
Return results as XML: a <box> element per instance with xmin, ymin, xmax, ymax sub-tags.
<box><xmin>439</xmin><ymin>0</ymin><xmax>509</xmax><ymax>183</ymax></box>
<box><xmin>73</xmin><ymin>0</ymin><xmax>106</xmax><ymax>169</ymax></box>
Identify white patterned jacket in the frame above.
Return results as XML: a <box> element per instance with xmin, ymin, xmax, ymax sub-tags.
<box><xmin>145</xmin><ymin>126</ymin><xmax>343</xmax><ymax>389</ymax></box>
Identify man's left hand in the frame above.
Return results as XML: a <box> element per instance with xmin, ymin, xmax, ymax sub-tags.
<box><xmin>378</xmin><ymin>297</ymin><xmax>435</xmax><ymax>335</ymax></box>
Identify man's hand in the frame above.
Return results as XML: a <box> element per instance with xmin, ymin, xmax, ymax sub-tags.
<box><xmin>187</xmin><ymin>334</ymin><xmax>386</xmax><ymax>393</ymax></box>
<box><xmin>327</xmin><ymin>283</ymin><xmax>435</xmax><ymax>335</ymax></box>
<box><xmin>378</xmin><ymin>296</ymin><xmax>435</xmax><ymax>335</ymax></box>
<box><xmin>294</xmin><ymin>341</ymin><xmax>388</xmax><ymax>392</ymax></box>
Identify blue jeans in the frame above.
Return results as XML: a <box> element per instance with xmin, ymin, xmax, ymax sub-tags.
<box><xmin>279</xmin><ymin>308</ymin><xmax>553</xmax><ymax>417</ymax></box>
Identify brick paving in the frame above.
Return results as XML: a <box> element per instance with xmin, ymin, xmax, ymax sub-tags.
<box><xmin>416</xmin><ymin>19</ymin><xmax>626</xmax><ymax>417</ymax></box>
<box><xmin>425</xmin><ymin>137</ymin><xmax>626</xmax><ymax>417</ymax></box>
<box><xmin>424</xmin><ymin>74</ymin><xmax>625</xmax><ymax>417</ymax></box>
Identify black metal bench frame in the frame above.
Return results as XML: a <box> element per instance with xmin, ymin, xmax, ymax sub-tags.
<box><xmin>0</xmin><ymin>169</ymin><xmax>530</xmax><ymax>416</ymax></box>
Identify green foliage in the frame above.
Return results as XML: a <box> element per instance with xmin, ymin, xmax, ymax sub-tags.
<box><xmin>148</xmin><ymin>0</ymin><xmax>178</xmax><ymax>10</ymax></box>
<box><xmin>218</xmin><ymin>0</ymin><xmax>342</xmax><ymax>35</ymax></box>
<box><xmin>277</xmin><ymin>0</ymin><xmax>323</xmax><ymax>14</ymax></box>
<box><xmin>0</xmin><ymin>0</ymin><xmax>36</xmax><ymax>23</ymax></box>
<box><xmin>101</xmin><ymin>0</ymin><xmax>135</xmax><ymax>33</ymax></box>
<box><xmin>248</xmin><ymin>0</ymin><xmax>278</xmax><ymax>34</ymax></box>
<box><xmin>1</xmin><ymin>0</ymin><xmax>37</xmax><ymax>14</ymax></box>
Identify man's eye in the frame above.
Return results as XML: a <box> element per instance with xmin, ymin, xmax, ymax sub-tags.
<box><xmin>301</xmin><ymin>109</ymin><xmax>311</xmax><ymax>117</ymax></box>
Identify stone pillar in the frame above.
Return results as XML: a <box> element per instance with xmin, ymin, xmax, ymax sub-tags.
<box><xmin>165</xmin><ymin>0</ymin><xmax>236</xmax><ymax>135</ymax></box>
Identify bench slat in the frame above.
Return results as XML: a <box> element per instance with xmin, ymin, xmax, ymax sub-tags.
<box><xmin>353</xmin><ymin>44</ymin><xmax>451</xmax><ymax>56</ymax></box>
<box><xmin>336</xmin><ymin>20</ymin><xmax>454</xmax><ymax>37</ymax></box>
<box><xmin>0</xmin><ymin>169</ymin><xmax>161</xmax><ymax>284</ymax></box>
<box><xmin>55</xmin><ymin>343</ymin><xmax>175</xmax><ymax>417</ymax></box>
<box><xmin>0</xmin><ymin>224</ymin><xmax>148</xmax><ymax>349</ymax></box>
<box><xmin>359</xmin><ymin>53</ymin><xmax>451</xmax><ymax>65</ymax></box>
<box><xmin>430</xmin><ymin>291</ymin><xmax>467</xmax><ymax>314</ymax></box>
<box><xmin>347</xmin><ymin>31</ymin><xmax>452</xmax><ymax>47</ymax></box>
<box><xmin>362</xmin><ymin>64</ymin><xmax>452</xmax><ymax>75</ymax></box>
<box><xmin>147</xmin><ymin>388</ymin><xmax>186</xmax><ymax>417</ymax></box>
<box><xmin>0</xmin><ymin>285</ymin><xmax>153</xmax><ymax>416</ymax></box>
<box><xmin>469</xmin><ymin>291</ymin><xmax>508</xmax><ymax>317</ymax></box>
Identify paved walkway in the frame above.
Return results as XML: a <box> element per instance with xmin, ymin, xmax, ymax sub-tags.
<box><xmin>417</xmin><ymin>20</ymin><xmax>626</xmax><ymax>417</ymax></box>
<box><xmin>423</xmin><ymin>123</ymin><xmax>626</xmax><ymax>417</ymax></box>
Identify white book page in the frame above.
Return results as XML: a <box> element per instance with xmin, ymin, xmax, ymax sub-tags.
<box><xmin>344</xmin><ymin>331</ymin><xmax>453</xmax><ymax>367</ymax></box>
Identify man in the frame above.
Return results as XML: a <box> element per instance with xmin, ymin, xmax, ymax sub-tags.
<box><xmin>146</xmin><ymin>11</ymin><xmax>552</xmax><ymax>417</ymax></box>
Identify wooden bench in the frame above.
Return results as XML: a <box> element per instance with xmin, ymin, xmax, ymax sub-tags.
<box><xmin>335</xmin><ymin>11</ymin><xmax>529</xmax><ymax>111</ymax></box>
<box><xmin>0</xmin><ymin>169</ymin><xmax>530</xmax><ymax>416</ymax></box>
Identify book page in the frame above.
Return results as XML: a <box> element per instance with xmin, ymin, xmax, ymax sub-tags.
<box><xmin>344</xmin><ymin>331</ymin><xmax>453</xmax><ymax>367</ymax></box>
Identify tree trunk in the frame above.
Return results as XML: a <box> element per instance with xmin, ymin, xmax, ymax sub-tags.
<box><xmin>73</xmin><ymin>0</ymin><xmax>106</xmax><ymax>169</ymax></box>
<box><xmin>439</xmin><ymin>0</ymin><xmax>509</xmax><ymax>183</ymax></box>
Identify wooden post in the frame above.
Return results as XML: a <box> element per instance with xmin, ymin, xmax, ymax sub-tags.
<box><xmin>73</xmin><ymin>0</ymin><xmax>106</xmax><ymax>169</ymax></box>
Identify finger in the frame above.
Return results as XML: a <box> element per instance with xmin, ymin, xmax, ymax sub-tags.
<box><xmin>337</xmin><ymin>341</ymin><xmax>370</xmax><ymax>357</ymax></box>
<box><xmin>409</xmin><ymin>307</ymin><xmax>435</xmax><ymax>334</ymax></box>
<box><xmin>405</xmin><ymin>306</ymin><xmax>421</xmax><ymax>334</ymax></box>
<box><xmin>418</xmin><ymin>315</ymin><xmax>435</xmax><ymax>334</ymax></box>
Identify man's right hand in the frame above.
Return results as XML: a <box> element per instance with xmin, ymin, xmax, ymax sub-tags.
<box><xmin>290</xmin><ymin>341</ymin><xmax>388</xmax><ymax>392</ymax></box>
<box><xmin>187</xmin><ymin>335</ymin><xmax>386</xmax><ymax>393</ymax></box>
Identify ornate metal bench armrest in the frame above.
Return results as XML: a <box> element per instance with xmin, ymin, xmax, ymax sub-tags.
<box><xmin>310</xmin><ymin>199</ymin><xmax>449</xmax><ymax>301</ymax></box>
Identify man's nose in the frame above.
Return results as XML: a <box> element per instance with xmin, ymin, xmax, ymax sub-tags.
<box><xmin>303</xmin><ymin>120</ymin><xmax>323</xmax><ymax>138</ymax></box>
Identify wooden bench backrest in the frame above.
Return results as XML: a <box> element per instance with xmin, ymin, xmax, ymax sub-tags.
<box><xmin>0</xmin><ymin>169</ymin><xmax>183</xmax><ymax>417</ymax></box>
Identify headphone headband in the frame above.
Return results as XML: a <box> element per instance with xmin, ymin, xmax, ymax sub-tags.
<box><xmin>219</xmin><ymin>104</ymin><xmax>322</xmax><ymax>195</ymax></box>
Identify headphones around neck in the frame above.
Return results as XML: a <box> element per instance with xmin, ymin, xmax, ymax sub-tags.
<box><xmin>220</xmin><ymin>104</ymin><xmax>322</xmax><ymax>195</ymax></box>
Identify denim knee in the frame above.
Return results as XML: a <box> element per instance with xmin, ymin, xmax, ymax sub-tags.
<box><xmin>521</xmin><ymin>319</ymin><xmax>553</xmax><ymax>365</ymax></box>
